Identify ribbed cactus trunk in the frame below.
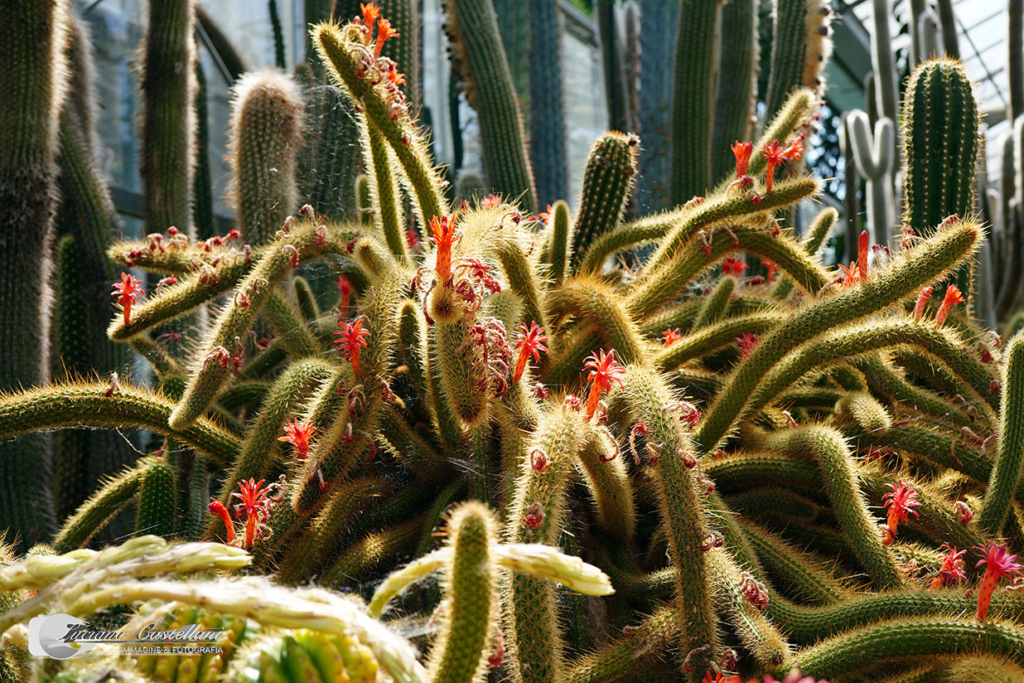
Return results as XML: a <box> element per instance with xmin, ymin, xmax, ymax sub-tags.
<box><xmin>711</xmin><ymin>0</ymin><xmax>757</xmax><ymax>183</ymax></box>
<box><xmin>528</xmin><ymin>0</ymin><xmax>568</xmax><ymax>208</ymax></box>
<box><xmin>637</xmin><ymin>0</ymin><xmax>678</xmax><ymax>212</ymax></box>
<box><xmin>848</xmin><ymin>111</ymin><xmax>895</xmax><ymax>246</ymax></box>
<box><xmin>936</xmin><ymin>0</ymin><xmax>961</xmax><ymax>58</ymax></box>
<box><xmin>1010</xmin><ymin>0</ymin><xmax>1024</xmax><ymax>122</ymax></box>
<box><xmin>765</xmin><ymin>0</ymin><xmax>831</xmax><ymax>126</ymax></box>
<box><xmin>598</xmin><ymin>1</ymin><xmax>634</xmax><ymax>134</ymax></box>
<box><xmin>491</xmin><ymin>0</ymin><xmax>531</xmax><ymax>110</ymax></box>
<box><xmin>670</xmin><ymin>0</ymin><xmax>722</xmax><ymax>206</ymax></box>
<box><xmin>0</xmin><ymin>0</ymin><xmax>69</xmax><ymax>548</ymax></box>
<box><xmin>140</xmin><ymin>0</ymin><xmax>196</xmax><ymax>237</ymax></box>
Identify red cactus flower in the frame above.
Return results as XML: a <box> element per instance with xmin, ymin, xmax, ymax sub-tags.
<box><xmin>231</xmin><ymin>478</ymin><xmax>276</xmax><ymax>549</ymax></box>
<box><xmin>882</xmin><ymin>480</ymin><xmax>921</xmax><ymax>545</ymax></box>
<box><xmin>512</xmin><ymin>322</ymin><xmax>548</xmax><ymax>383</ymax></box>
<box><xmin>782</xmin><ymin>137</ymin><xmax>804</xmax><ymax>161</ymax></box>
<box><xmin>334</xmin><ymin>319</ymin><xmax>371</xmax><ymax>377</ymax></box>
<box><xmin>762</xmin><ymin>140</ymin><xmax>787</xmax><ymax>194</ymax></box>
<box><xmin>761</xmin><ymin>259</ymin><xmax>778</xmax><ymax>283</ymax></box>
<box><xmin>359</xmin><ymin>2</ymin><xmax>380</xmax><ymax>31</ymax></box>
<box><xmin>662</xmin><ymin>328</ymin><xmax>681</xmax><ymax>347</ymax></box>
<box><xmin>335</xmin><ymin>275</ymin><xmax>353</xmax><ymax>320</ymax></box>
<box><xmin>480</xmin><ymin>194</ymin><xmax>502</xmax><ymax>209</ymax></box>
<box><xmin>387</xmin><ymin>63</ymin><xmax>406</xmax><ymax>86</ymax></box>
<box><xmin>736</xmin><ymin>333</ymin><xmax>760</xmax><ymax>358</ymax></box>
<box><xmin>975</xmin><ymin>542</ymin><xmax>1022</xmax><ymax>621</ymax></box>
<box><xmin>721</xmin><ymin>256</ymin><xmax>748</xmax><ymax>277</ymax></box>
<box><xmin>934</xmin><ymin>284</ymin><xmax>964</xmax><ymax>327</ymax></box>
<box><xmin>208</xmin><ymin>498</ymin><xmax>235</xmax><ymax>544</ymax></box>
<box><xmin>373</xmin><ymin>18</ymin><xmax>399</xmax><ymax>58</ymax></box>
<box><xmin>111</xmin><ymin>272</ymin><xmax>146</xmax><ymax>326</ymax></box>
<box><xmin>858</xmin><ymin>231</ymin><xmax>870</xmax><ymax>282</ymax></box>
<box><xmin>732</xmin><ymin>141</ymin><xmax>753</xmax><ymax>179</ymax></box>
<box><xmin>914</xmin><ymin>286</ymin><xmax>933</xmax><ymax>321</ymax></box>
<box><xmin>930</xmin><ymin>543</ymin><xmax>967</xmax><ymax>588</ymax></box>
<box><xmin>584</xmin><ymin>349</ymin><xmax>626</xmax><ymax>419</ymax></box>
<box><xmin>429</xmin><ymin>215</ymin><xmax>458</xmax><ymax>283</ymax></box>
<box><xmin>836</xmin><ymin>261</ymin><xmax>860</xmax><ymax>288</ymax></box>
<box><xmin>278</xmin><ymin>418</ymin><xmax>317</xmax><ymax>459</ymax></box>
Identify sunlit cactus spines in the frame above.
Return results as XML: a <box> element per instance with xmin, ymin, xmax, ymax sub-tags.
<box><xmin>5</xmin><ymin>1</ymin><xmax>1024</xmax><ymax>682</ymax></box>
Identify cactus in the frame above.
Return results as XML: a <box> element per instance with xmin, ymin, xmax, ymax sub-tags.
<box><xmin>901</xmin><ymin>59</ymin><xmax>980</xmax><ymax>237</ymax></box>
<box><xmin>637</xmin><ymin>0</ymin><xmax>679</xmax><ymax>212</ymax></box>
<box><xmin>848</xmin><ymin>110</ymin><xmax>896</xmax><ymax>246</ymax></box>
<box><xmin>7</xmin><ymin>4</ymin><xmax>1024</xmax><ymax>683</ymax></box>
<box><xmin>868</xmin><ymin>0</ymin><xmax>899</xmax><ymax>130</ymax></box>
<box><xmin>1011</xmin><ymin>0</ymin><xmax>1024</xmax><ymax>122</ymax></box>
<box><xmin>711</xmin><ymin>0</ymin><xmax>758</xmax><ymax>183</ymax></box>
<box><xmin>228</xmin><ymin>70</ymin><xmax>305</xmax><ymax>245</ymax></box>
<box><xmin>528</xmin><ymin>0</ymin><xmax>568</xmax><ymax>208</ymax></box>
<box><xmin>764</xmin><ymin>0</ymin><xmax>832</xmax><ymax>125</ymax></box>
<box><xmin>936</xmin><ymin>0</ymin><xmax>961</xmax><ymax>59</ymax></box>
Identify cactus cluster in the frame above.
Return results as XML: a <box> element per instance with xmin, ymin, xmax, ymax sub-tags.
<box><xmin>3</xmin><ymin>1</ymin><xmax>1024</xmax><ymax>683</ymax></box>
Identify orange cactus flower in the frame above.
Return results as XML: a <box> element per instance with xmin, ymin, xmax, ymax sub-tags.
<box><xmin>231</xmin><ymin>478</ymin><xmax>276</xmax><ymax>549</ymax></box>
<box><xmin>762</xmin><ymin>140</ymin><xmax>787</xmax><ymax>194</ymax></box>
<box><xmin>512</xmin><ymin>322</ymin><xmax>548</xmax><ymax>383</ymax></box>
<box><xmin>374</xmin><ymin>18</ymin><xmax>399</xmax><ymax>58</ymax></box>
<box><xmin>111</xmin><ymin>272</ymin><xmax>145</xmax><ymax>326</ymax></box>
<box><xmin>360</xmin><ymin>3</ymin><xmax>381</xmax><ymax>31</ymax></box>
<box><xmin>208</xmin><ymin>498</ymin><xmax>235</xmax><ymax>544</ymax></box>
<box><xmin>836</xmin><ymin>261</ymin><xmax>860</xmax><ymax>288</ymax></box>
<box><xmin>387</xmin><ymin>64</ymin><xmax>406</xmax><ymax>86</ymax></box>
<box><xmin>583</xmin><ymin>349</ymin><xmax>626</xmax><ymax>419</ymax></box>
<box><xmin>731</xmin><ymin>141</ymin><xmax>753</xmax><ymax>178</ymax></box>
<box><xmin>934</xmin><ymin>284</ymin><xmax>964</xmax><ymax>327</ymax></box>
<box><xmin>278</xmin><ymin>418</ymin><xmax>317</xmax><ymax>459</ymax></box>
<box><xmin>429</xmin><ymin>215</ymin><xmax>458</xmax><ymax>282</ymax></box>
<box><xmin>974</xmin><ymin>542</ymin><xmax>1022</xmax><ymax>621</ymax></box>
<box><xmin>914</xmin><ymin>286</ymin><xmax>933</xmax><ymax>321</ymax></box>
<box><xmin>334</xmin><ymin>319</ymin><xmax>371</xmax><ymax>377</ymax></box>
<box><xmin>782</xmin><ymin>137</ymin><xmax>804</xmax><ymax>161</ymax></box>
<box><xmin>662</xmin><ymin>328</ymin><xmax>681</xmax><ymax>347</ymax></box>
<box><xmin>882</xmin><ymin>480</ymin><xmax>921</xmax><ymax>545</ymax></box>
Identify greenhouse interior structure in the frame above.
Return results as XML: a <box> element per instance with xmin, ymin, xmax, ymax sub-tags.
<box><xmin>5</xmin><ymin>0</ymin><xmax>1024</xmax><ymax>681</ymax></box>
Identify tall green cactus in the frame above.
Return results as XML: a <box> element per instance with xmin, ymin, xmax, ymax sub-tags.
<box><xmin>140</xmin><ymin>0</ymin><xmax>197</xmax><ymax>236</ymax></box>
<box><xmin>711</xmin><ymin>0</ymin><xmax>757</xmax><ymax>183</ymax></box>
<box><xmin>528</xmin><ymin>0</ymin><xmax>568</xmax><ymax>207</ymax></box>
<box><xmin>444</xmin><ymin>0</ymin><xmax>537</xmax><ymax>214</ymax></box>
<box><xmin>228</xmin><ymin>70</ymin><xmax>305</xmax><ymax>245</ymax></box>
<box><xmin>901</xmin><ymin>59</ymin><xmax>980</xmax><ymax>237</ymax></box>
<box><xmin>670</xmin><ymin>0</ymin><xmax>722</xmax><ymax>205</ymax></box>
<box><xmin>571</xmin><ymin>132</ymin><xmax>640</xmax><ymax>272</ymax></box>
<box><xmin>0</xmin><ymin>0</ymin><xmax>70</xmax><ymax>548</ymax></box>
<box><xmin>637</xmin><ymin>0</ymin><xmax>679</xmax><ymax>212</ymax></box>
<box><xmin>764</xmin><ymin>0</ymin><xmax>832</xmax><ymax>125</ymax></box>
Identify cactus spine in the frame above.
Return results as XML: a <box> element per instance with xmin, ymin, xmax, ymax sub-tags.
<box><xmin>901</xmin><ymin>59</ymin><xmax>980</xmax><ymax>237</ymax></box>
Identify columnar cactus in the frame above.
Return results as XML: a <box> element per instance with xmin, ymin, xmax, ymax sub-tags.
<box><xmin>711</xmin><ymin>0</ymin><xmax>757</xmax><ymax>183</ymax></box>
<box><xmin>847</xmin><ymin>110</ymin><xmax>896</xmax><ymax>246</ymax></box>
<box><xmin>764</xmin><ymin>0</ymin><xmax>832</xmax><ymax>125</ymax></box>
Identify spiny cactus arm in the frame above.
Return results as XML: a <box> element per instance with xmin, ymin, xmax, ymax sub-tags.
<box><xmin>542</xmin><ymin>200</ymin><xmax>573</xmax><ymax>287</ymax></box>
<box><xmin>106</xmin><ymin>236</ymin><xmax>225</xmax><ymax>274</ymax></box>
<box><xmin>980</xmin><ymin>334</ymin><xmax>1024</xmax><ymax>535</ymax></box>
<box><xmin>692</xmin><ymin>277</ymin><xmax>736</xmax><ymax>330</ymax></box>
<box><xmin>777</xmin><ymin>618</ymin><xmax>1024</xmax><ymax>679</ymax></box>
<box><xmin>312</xmin><ymin>23</ymin><xmax>449</xmax><ymax>224</ymax></box>
<box><xmin>695</xmin><ymin>218</ymin><xmax>981</xmax><ymax>452</ymax></box>
<box><xmin>433</xmin><ymin>320</ymin><xmax>489</xmax><ymax>428</ymax></box>
<box><xmin>425</xmin><ymin>503</ymin><xmax>497</xmax><ymax>683</ymax></box>
<box><xmin>262</xmin><ymin>287</ymin><xmax>321</xmax><ymax>358</ymax></box>
<box><xmin>292</xmin><ymin>273</ymin><xmax>404</xmax><ymax>513</ymax></box>
<box><xmin>707</xmin><ymin>549</ymin><xmax>791</xmax><ymax>669</ymax></box>
<box><xmin>0</xmin><ymin>381</ymin><xmax>240</xmax><ymax>464</ymax></box>
<box><xmin>228</xmin><ymin>70</ymin><xmax>304</xmax><ymax>245</ymax></box>
<box><xmin>705</xmin><ymin>451</ymin><xmax>817</xmax><ymax>492</ymax></box>
<box><xmin>579</xmin><ymin>212</ymin><xmax>677</xmax><ymax>273</ymax></box>
<box><xmin>736</xmin><ymin>518</ymin><xmax>852</xmax><ymax>605</ymax></box>
<box><xmin>319</xmin><ymin>516</ymin><xmax>424</xmax><ymax>587</ymax></box>
<box><xmin>622</xmin><ymin>366</ymin><xmax>719</xmax><ymax>680</ymax></box>
<box><xmin>52</xmin><ymin>458</ymin><xmax>151</xmax><ymax>552</ymax></box>
<box><xmin>853</xmin><ymin>355</ymin><xmax>973</xmax><ymax>427</ymax></box>
<box><xmin>364</xmin><ymin>120</ymin><xmax>410</xmax><ymax>262</ymax></box>
<box><xmin>803</xmin><ymin>206</ymin><xmax>837</xmax><ymax>257</ymax></box>
<box><xmin>65</xmin><ymin>578</ymin><xmax>429</xmax><ymax>683</ymax></box>
<box><xmin>292</xmin><ymin>276</ymin><xmax>320</xmax><ymax>323</ymax></box>
<box><xmin>834</xmin><ymin>390</ymin><xmax>893</xmax><ymax>433</ymax></box>
<box><xmin>571</xmin><ymin>132</ymin><xmax>639</xmax><ymax>272</ymax></box>
<box><xmin>493</xmin><ymin>232</ymin><xmax>548</xmax><ymax>336</ymax></box>
<box><xmin>274</xmin><ymin>478</ymin><xmax>388</xmax><ymax>584</ymax></box>
<box><xmin>503</xmin><ymin>405</ymin><xmax>588</xmax><ymax>683</ymax></box>
<box><xmin>654</xmin><ymin>313</ymin><xmax>783</xmax><ymax>372</ymax></box>
<box><xmin>444</xmin><ymin>0</ymin><xmax>537</xmax><ymax>214</ymax></box>
<box><xmin>368</xmin><ymin>548</ymin><xmax>450</xmax><ymax>617</ymax></box>
<box><xmin>762</xmin><ymin>426</ymin><xmax>905</xmax><ymax>589</ymax></box>
<box><xmin>629</xmin><ymin>219</ymin><xmax>831</xmax><ymax>320</ymax></box>
<box><xmin>640</xmin><ymin>175</ymin><xmax>819</xmax><ymax>282</ymax></box>
<box><xmin>217</xmin><ymin>359</ymin><xmax>338</xmax><ymax>505</ymax></box>
<box><xmin>136</xmin><ymin>458</ymin><xmax>177</xmax><ymax>538</ymax></box>
<box><xmin>169</xmin><ymin>223</ymin><xmax>356</xmax><ymax>430</ymax></box>
<box><xmin>725</xmin><ymin>486</ymin><xmax>824</xmax><ymax>521</ymax></box>
<box><xmin>548</xmin><ymin>277</ymin><xmax>644</xmax><ymax>364</ymax></box>
<box><xmin>902</xmin><ymin>60</ymin><xmax>980</xmax><ymax>236</ymax></box>
<box><xmin>108</xmin><ymin>257</ymin><xmax>252</xmax><ymax>341</ymax></box>
<box><xmin>130</xmin><ymin>334</ymin><xmax>183</xmax><ymax>378</ymax></box>
<box><xmin>576</xmin><ymin>427</ymin><xmax>635</xmax><ymax>542</ymax></box>
<box><xmin>563</xmin><ymin>607</ymin><xmax>676</xmax><ymax>683</ymax></box>
<box><xmin>140</xmin><ymin>0</ymin><xmax>196</xmax><ymax>236</ymax></box>
<box><xmin>670</xmin><ymin>0</ymin><xmax>722</xmax><ymax>205</ymax></box>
